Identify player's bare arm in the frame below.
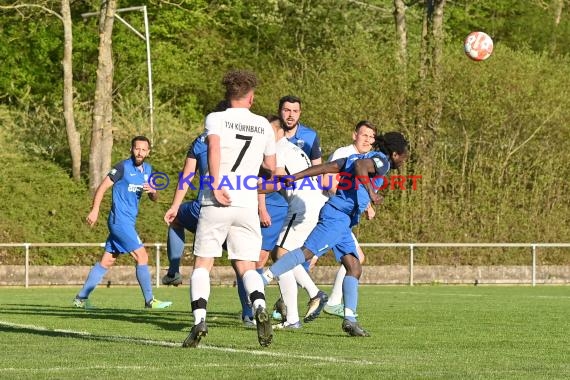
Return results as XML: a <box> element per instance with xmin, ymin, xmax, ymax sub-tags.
<box><xmin>164</xmin><ymin>157</ymin><xmax>198</xmax><ymax>225</ymax></box>
<box><xmin>86</xmin><ymin>176</ymin><xmax>114</xmax><ymax>226</ymax></box>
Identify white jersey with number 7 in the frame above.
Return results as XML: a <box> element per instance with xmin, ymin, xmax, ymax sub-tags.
<box><xmin>201</xmin><ymin>107</ymin><xmax>276</xmax><ymax>208</ymax></box>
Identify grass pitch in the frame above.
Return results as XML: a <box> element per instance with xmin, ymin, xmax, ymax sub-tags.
<box><xmin>0</xmin><ymin>285</ymin><xmax>568</xmax><ymax>379</ymax></box>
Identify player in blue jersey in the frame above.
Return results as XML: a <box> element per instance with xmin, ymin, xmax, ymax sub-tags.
<box><xmin>279</xmin><ymin>95</ymin><xmax>322</xmax><ymax>166</ymax></box>
<box><xmin>162</xmin><ymin>101</ymin><xmax>229</xmax><ymax>288</ymax></box>
<box><xmin>262</xmin><ymin>131</ymin><xmax>409</xmax><ymax>336</ymax></box>
<box><xmin>162</xmin><ymin>131</ymin><xmax>208</xmax><ymax>286</ymax></box>
<box><xmin>73</xmin><ymin>136</ymin><xmax>172</xmax><ymax>309</ymax></box>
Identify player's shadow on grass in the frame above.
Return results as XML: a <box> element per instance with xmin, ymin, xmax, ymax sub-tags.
<box><xmin>0</xmin><ymin>304</ymin><xmax>249</xmax><ymax>332</ymax></box>
<box><xmin>0</xmin><ymin>322</ymin><xmax>182</xmax><ymax>348</ymax></box>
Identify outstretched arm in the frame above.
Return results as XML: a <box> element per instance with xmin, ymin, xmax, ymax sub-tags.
<box><xmin>288</xmin><ymin>160</ymin><xmax>342</xmax><ymax>182</ymax></box>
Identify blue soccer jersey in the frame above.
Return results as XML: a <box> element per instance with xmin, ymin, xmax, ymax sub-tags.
<box><xmin>104</xmin><ymin>158</ymin><xmax>152</xmax><ymax>253</ymax></box>
<box><xmin>327</xmin><ymin>151</ymin><xmax>390</xmax><ymax>227</ymax></box>
<box><xmin>304</xmin><ymin>151</ymin><xmax>390</xmax><ymax>261</ymax></box>
<box><xmin>107</xmin><ymin>158</ymin><xmax>153</xmax><ymax>225</ymax></box>
<box><xmin>287</xmin><ymin>123</ymin><xmax>322</xmax><ymax>161</ymax></box>
<box><xmin>176</xmin><ymin>132</ymin><xmax>208</xmax><ymax>231</ymax></box>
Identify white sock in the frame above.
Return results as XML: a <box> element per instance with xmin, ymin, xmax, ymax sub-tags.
<box><xmin>191</xmin><ymin>267</ymin><xmax>210</xmax><ymax>323</ymax></box>
<box><xmin>278</xmin><ymin>270</ymin><xmax>300</xmax><ymax>324</ymax></box>
<box><xmin>327</xmin><ymin>264</ymin><xmax>346</xmax><ymax>306</ymax></box>
<box><xmin>293</xmin><ymin>264</ymin><xmax>319</xmax><ymax>298</ymax></box>
<box><xmin>243</xmin><ymin>269</ymin><xmax>266</xmax><ymax>310</ymax></box>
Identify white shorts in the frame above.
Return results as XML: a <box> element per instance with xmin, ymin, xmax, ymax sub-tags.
<box><xmin>277</xmin><ymin>209</ymin><xmax>320</xmax><ymax>251</ymax></box>
<box><xmin>193</xmin><ymin>205</ymin><xmax>262</xmax><ymax>261</ymax></box>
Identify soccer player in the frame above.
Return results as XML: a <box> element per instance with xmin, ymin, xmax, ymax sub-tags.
<box><xmin>163</xmin><ymin>100</ymin><xmax>258</xmax><ymax>328</ymax></box>
<box><xmin>263</xmin><ymin>132</ymin><xmax>409</xmax><ymax>336</ymax></box>
<box><xmin>255</xmin><ymin>115</ymin><xmax>289</xmax><ymax>297</ymax></box>
<box><xmin>73</xmin><ymin>136</ymin><xmax>172</xmax><ymax>309</ymax></box>
<box><xmin>270</xmin><ymin>95</ymin><xmax>325</xmax><ymax>320</ymax></box>
<box><xmin>322</xmin><ymin>120</ymin><xmax>377</xmax><ymax>317</ymax></box>
<box><xmin>162</xmin><ymin>100</ymin><xmax>230</xmax><ymax>290</ymax></box>
<box><xmin>161</xmin><ymin>132</ymin><xmax>207</xmax><ymax>288</ymax></box>
<box><xmin>268</xmin><ymin>123</ymin><xmax>330</xmax><ymax>329</ymax></box>
<box><xmin>182</xmin><ymin>70</ymin><xmax>276</xmax><ymax>348</ymax></box>
<box><xmin>279</xmin><ymin>95</ymin><xmax>322</xmax><ymax>166</ymax></box>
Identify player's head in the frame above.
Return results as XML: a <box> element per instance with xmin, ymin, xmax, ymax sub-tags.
<box><xmin>130</xmin><ymin>135</ymin><xmax>151</xmax><ymax>166</ymax></box>
<box><xmin>222</xmin><ymin>70</ymin><xmax>258</xmax><ymax>107</ymax></box>
<box><xmin>352</xmin><ymin>120</ymin><xmax>377</xmax><ymax>154</ymax></box>
<box><xmin>278</xmin><ymin>95</ymin><xmax>302</xmax><ymax>130</ymax></box>
<box><xmin>266</xmin><ymin>114</ymin><xmax>284</xmax><ymax>141</ymax></box>
<box><xmin>372</xmin><ymin>132</ymin><xmax>408</xmax><ymax>169</ymax></box>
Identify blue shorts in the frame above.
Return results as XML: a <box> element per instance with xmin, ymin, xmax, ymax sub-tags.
<box><xmin>176</xmin><ymin>200</ymin><xmax>201</xmax><ymax>233</ymax></box>
<box><xmin>261</xmin><ymin>204</ymin><xmax>288</xmax><ymax>251</ymax></box>
<box><xmin>303</xmin><ymin>203</ymin><xmax>358</xmax><ymax>262</ymax></box>
<box><xmin>105</xmin><ymin>223</ymin><xmax>143</xmax><ymax>254</ymax></box>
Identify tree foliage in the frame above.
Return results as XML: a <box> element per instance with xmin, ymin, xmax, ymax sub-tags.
<box><xmin>0</xmin><ymin>0</ymin><xmax>569</xmax><ymax>248</ymax></box>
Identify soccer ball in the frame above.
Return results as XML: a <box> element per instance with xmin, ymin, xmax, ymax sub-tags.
<box><xmin>464</xmin><ymin>31</ymin><xmax>493</xmax><ymax>61</ymax></box>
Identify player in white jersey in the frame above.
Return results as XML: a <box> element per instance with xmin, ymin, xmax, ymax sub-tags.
<box><xmin>321</xmin><ymin>120</ymin><xmax>377</xmax><ymax>317</ymax></box>
<box><xmin>262</xmin><ymin>121</ymin><xmax>330</xmax><ymax>329</ymax></box>
<box><xmin>183</xmin><ymin>70</ymin><xmax>276</xmax><ymax>349</ymax></box>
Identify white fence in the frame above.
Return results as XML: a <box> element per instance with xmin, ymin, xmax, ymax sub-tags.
<box><xmin>1</xmin><ymin>242</ymin><xmax>570</xmax><ymax>288</ymax></box>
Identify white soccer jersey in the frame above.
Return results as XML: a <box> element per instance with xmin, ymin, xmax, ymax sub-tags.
<box><xmin>281</xmin><ymin>139</ymin><xmax>328</xmax><ymax>214</ymax></box>
<box><xmin>275</xmin><ymin>136</ymin><xmax>289</xmax><ymax>169</ymax></box>
<box><xmin>327</xmin><ymin>144</ymin><xmax>359</xmax><ymax>162</ymax></box>
<box><xmin>201</xmin><ymin>108</ymin><xmax>275</xmax><ymax>208</ymax></box>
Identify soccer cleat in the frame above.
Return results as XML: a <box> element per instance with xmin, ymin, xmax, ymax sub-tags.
<box><xmin>72</xmin><ymin>297</ymin><xmax>93</xmax><ymax>309</ymax></box>
<box><xmin>341</xmin><ymin>319</ymin><xmax>370</xmax><ymax>337</ymax></box>
<box><xmin>272</xmin><ymin>297</ymin><xmax>287</xmax><ymax>322</ymax></box>
<box><xmin>162</xmin><ymin>272</ymin><xmax>182</xmax><ymax>287</ymax></box>
<box><xmin>303</xmin><ymin>290</ymin><xmax>328</xmax><ymax>323</ymax></box>
<box><xmin>243</xmin><ymin>315</ymin><xmax>257</xmax><ymax>328</ymax></box>
<box><xmin>254</xmin><ymin>305</ymin><xmax>273</xmax><ymax>347</ymax></box>
<box><xmin>182</xmin><ymin>319</ymin><xmax>208</xmax><ymax>348</ymax></box>
<box><xmin>324</xmin><ymin>303</ymin><xmax>345</xmax><ymax>318</ymax></box>
<box><xmin>145</xmin><ymin>297</ymin><xmax>173</xmax><ymax>309</ymax></box>
<box><xmin>272</xmin><ymin>321</ymin><xmax>302</xmax><ymax>330</ymax></box>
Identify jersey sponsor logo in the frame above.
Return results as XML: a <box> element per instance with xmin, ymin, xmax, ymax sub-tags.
<box><xmin>127</xmin><ymin>184</ymin><xmax>144</xmax><ymax>193</ymax></box>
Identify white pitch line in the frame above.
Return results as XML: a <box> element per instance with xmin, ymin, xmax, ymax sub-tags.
<box><xmin>0</xmin><ymin>320</ymin><xmax>378</xmax><ymax>366</ymax></box>
<box><xmin>0</xmin><ymin>363</ymin><xmax>286</xmax><ymax>373</ymax></box>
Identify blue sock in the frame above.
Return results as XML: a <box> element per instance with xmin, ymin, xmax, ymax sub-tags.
<box><xmin>302</xmin><ymin>260</ymin><xmax>311</xmax><ymax>272</ymax></box>
<box><xmin>343</xmin><ymin>275</ymin><xmax>359</xmax><ymax>322</ymax></box>
<box><xmin>166</xmin><ymin>226</ymin><xmax>185</xmax><ymax>276</ymax></box>
<box><xmin>77</xmin><ymin>263</ymin><xmax>107</xmax><ymax>299</ymax></box>
<box><xmin>269</xmin><ymin>248</ymin><xmax>306</xmax><ymax>277</ymax></box>
<box><xmin>136</xmin><ymin>264</ymin><xmax>153</xmax><ymax>303</ymax></box>
<box><xmin>236</xmin><ymin>275</ymin><xmax>253</xmax><ymax>319</ymax></box>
